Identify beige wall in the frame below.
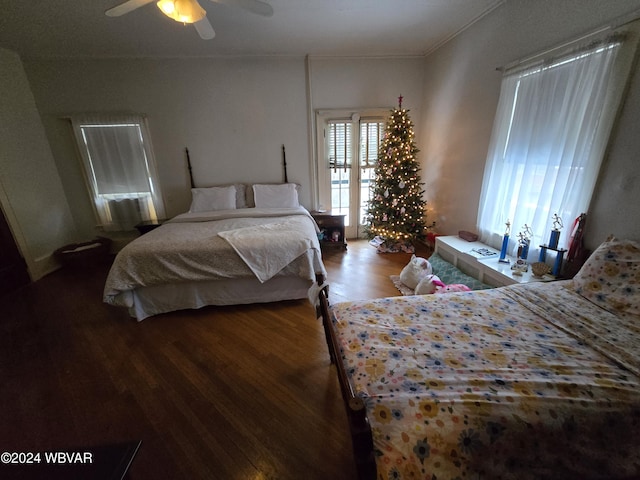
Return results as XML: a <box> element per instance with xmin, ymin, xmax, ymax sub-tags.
<box><xmin>0</xmin><ymin>48</ymin><xmax>76</xmax><ymax>279</ymax></box>
<box><xmin>308</xmin><ymin>56</ymin><xmax>425</xmax><ymax>112</ymax></box>
<box><xmin>419</xmin><ymin>0</ymin><xmax>640</xmax><ymax>250</ymax></box>
<box><xmin>24</xmin><ymin>55</ymin><xmax>426</xmax><ymax>238</ymax></box>
<box><xmin>307</xmin><ymin>55</ymin><xmax>426</xmax><ymax>209</ymax></box>
<box><xmin>24</xmin><ymin>57</ymin><xmax>310</xmax><ymax>232</ymax></box>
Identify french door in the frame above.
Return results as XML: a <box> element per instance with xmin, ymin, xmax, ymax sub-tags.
<box><xmin>316</xmin><ymin>111</ymin><xmax>386</xmax><ymax>239</ymax></box>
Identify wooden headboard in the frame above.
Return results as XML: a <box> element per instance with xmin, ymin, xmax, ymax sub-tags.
<box><xmin>186</xmin><ymin>147</ymin><xmax>195</xmax><ymax>189</ymax></box>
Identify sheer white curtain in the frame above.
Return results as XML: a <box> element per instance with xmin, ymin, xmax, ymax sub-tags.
<box><xmin>71</xmin><ymin>113</ymin><xmax>166</xmax><ymax>231</ymax></box>
<box><xmin>477</xmin><ymin>34</ymin><xmax>629</xmax><ymax>255</ymax></box>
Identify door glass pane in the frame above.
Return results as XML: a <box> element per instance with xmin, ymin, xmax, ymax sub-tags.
<box><xmin>331</xmin><ymin>169</ymin><xmax>350</xmax><ymax>226</ymax></box>
<box><xmin>360</xmin><ymin>121</ymin><xmax>383</xmax><ymax>168</ymax></box>
<box><xmin>359</xmin><ymin>121</ymin><xmax>384</xmax><ymax>226</ymax></box>
<box><xmin>328</xmin><ymin>122</ymin><xmax>351</xmax><ymax>169</ymax></box>
<box><xmin>323</xmin><ymin>117</ymin><xmax>385</xmax><ymax>236</ymax></box>
<box><xmin>359</xmin><ymin>167</ymin><xmax>375</xmax><ymax>226</ymax></box>
<box><xmin>328</xmin><ymin>121</ymin><xmax>352</xmax><ymax>225</ymax></box>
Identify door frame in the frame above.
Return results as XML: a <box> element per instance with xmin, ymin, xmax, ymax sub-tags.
<box><xmin>315</xmin><ymin>108</ymin><xmax>388</xmax><ymax>239</ymax></box>
<box><xmin>0</xmin><ymin>177</ymin><xmax>34</xmax><ymax>282</ymax></box>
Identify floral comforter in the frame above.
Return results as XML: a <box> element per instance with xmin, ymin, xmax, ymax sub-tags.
<box><xmin>330</xmin><ymin>281</ymin><xmax>640</xmax><ymax>479</ymax></box>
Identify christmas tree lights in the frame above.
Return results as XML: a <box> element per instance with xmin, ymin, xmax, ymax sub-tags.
<box><xmin>365</xmin><ymin>96</ymin><xmax>429</xmax><ymax>252</ymax></box>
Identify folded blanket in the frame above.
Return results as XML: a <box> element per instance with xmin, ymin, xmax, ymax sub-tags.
<box><xmin>219</xmin><ymin>222</ymin><xmax>317</xmax><ymax>283</ymax></box>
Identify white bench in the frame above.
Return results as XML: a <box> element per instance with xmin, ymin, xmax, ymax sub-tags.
<box><xmin>435</xmin><ymin>235</ymin><xmax>549</xmax><ymax>287</ymax></box>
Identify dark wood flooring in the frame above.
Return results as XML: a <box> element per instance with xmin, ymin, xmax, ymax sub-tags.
<box><xmin>0</xmin><ymin>239</ymin><xmax>430</xmax><ymax>480</ymax></box>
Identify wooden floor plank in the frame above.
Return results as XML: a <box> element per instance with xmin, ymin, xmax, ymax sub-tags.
<box><xmin>0</xmin><ymin>239</ymin><xmax>430</xmax><ymax>479</ymax></box>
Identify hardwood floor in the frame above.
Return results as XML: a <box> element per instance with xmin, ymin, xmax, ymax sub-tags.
<box><xmin>321</xmin><ymin>239</ymin><xmax>431</xmax><ymax>304</ymax></box>
<box><xmin>0</xmin><ymin>239</ymin><xmax>430</xmax><ymax>480</ymax></box>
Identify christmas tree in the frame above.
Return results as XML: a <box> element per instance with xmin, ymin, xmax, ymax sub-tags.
<box><xmin>365</xmin><ymin>96</ymin><xmax>428</xmax><ymax>252</ymax></box>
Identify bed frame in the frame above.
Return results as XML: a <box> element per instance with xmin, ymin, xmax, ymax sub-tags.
<box><xmin>104</xmin><ymin>148</ymin><xmax>322</xmax><ymax>320</ymax></box>
<box><xmin>317</xmin><ymin>288</ymin><xmax>376</xmax><ymax>479</ymax></box>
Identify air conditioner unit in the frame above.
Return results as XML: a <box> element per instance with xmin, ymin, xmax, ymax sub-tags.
<box><xmin>108</xmin><ymin>198</ymin><xmax>143</xmax><ymax>231</ymax></box>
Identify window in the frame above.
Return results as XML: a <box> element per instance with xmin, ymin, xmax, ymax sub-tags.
<box><xmin>71</xmin><ymin>114</ymin><xmax>165</xmax><ymax>232</ymax></box>
<box><xmin>477</xmin><ymin>26</ymin><xmax>638</xmax><ymax>253</ymax></box>
<box><xmin>316</xmin><ymin>110</ymin><xmax>386</xmax><ymax>239</ymax></box>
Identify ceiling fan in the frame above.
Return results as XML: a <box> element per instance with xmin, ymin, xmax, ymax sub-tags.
<box><xmin>105</xmin><ymin>0</ymin><xmax>273</xmax><ymax>40</ymax></box>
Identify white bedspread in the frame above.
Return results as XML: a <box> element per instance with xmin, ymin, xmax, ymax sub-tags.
<box><xmin>104</xmin><ymin>207</ymin><xmax>325</xmax><ymax>307</ymax></box>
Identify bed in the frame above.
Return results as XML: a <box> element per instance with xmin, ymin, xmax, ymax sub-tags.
<box><xmin>319</xmin><ymin>236</ymin><xmax>640</xmax><ymax>479</ymax></box>
<box><xmin>104</xmin><ymin>183</ymin><xmax>326</xmax><ymax>321</ymax></box>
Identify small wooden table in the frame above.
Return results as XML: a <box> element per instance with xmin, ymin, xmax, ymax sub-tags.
<box><xmin>311</xmin><ymin>211</ymin><xmax>347</xmax><ymax>250</ymax></box>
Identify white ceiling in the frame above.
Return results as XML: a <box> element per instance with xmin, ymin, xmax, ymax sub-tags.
<box><xmin>0</xmin><ymin>0</ymin><xmax>503</xmax><ymax>59</ymax></box>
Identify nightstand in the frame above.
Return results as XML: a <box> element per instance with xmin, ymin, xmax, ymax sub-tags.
<box><xmin>135</xmin><ymin>219</ymin><xmax>165</xmax><ymax>235</ymax></box>
<box><xmin>311</xmin><ymin>211</ymin><xmax>347</xmax><ymax>250</ymax></box>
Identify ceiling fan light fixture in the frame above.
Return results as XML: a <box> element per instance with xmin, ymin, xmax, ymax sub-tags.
<box><xmin>156</xmin><ymin>0</ymin><xmax>205</xmax><ymax>24</ymax></box>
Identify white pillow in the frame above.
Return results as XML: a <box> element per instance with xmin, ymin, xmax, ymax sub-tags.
<box><xmin>252</xmin><ymin>183</ymin><xmax>299</xmax><ymax>208</ymax></box>
<box><xmin>189</xmin><ymin>185</ymin><xmax>236</xmax><ymax>212</ymax></box>
<box><xmin>572</xmin><ymin>236</ymin><xmax>640</xmax><ymax>316</ymax></box>
<box><xmin>232</xmin><ymin>183</ymin><xmax>248</xmax><ymax>208</ymax></box>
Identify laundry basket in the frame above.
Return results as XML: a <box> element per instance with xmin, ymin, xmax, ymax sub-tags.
<box><xmin>54</xmin><ymin>237</ymin><xmax>112</xmax><ymax>268</ymax></box>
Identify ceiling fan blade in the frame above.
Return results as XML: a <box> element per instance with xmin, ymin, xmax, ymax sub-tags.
<box><xmin>194</xmin><ymin>16</ymin><xmax>216</xmax><ymax>40</ymax></box>
<box><xmin>210</xmin><ymin>0</ymin><xmax>273</xmax><ymax>17</ymax></box>
<box><xmin>105</xmin><ymin>0</ymin><xmax>155</xmax><ymax>17</ymax></box>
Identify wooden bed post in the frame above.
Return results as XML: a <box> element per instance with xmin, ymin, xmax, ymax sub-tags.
<box><xmin>186</xmin><ymin>147</ymin><xmax>195</xmax><ymax>188</ymax></box>
<box><xmin>318</xmin><ymin>288</ymin><xmax>376</xmax><ymax>480</ymax></box>
<box><xmin>282</xmin><ymin>144</ymin><xmax>288</xmax><ymax>183</ymax></box>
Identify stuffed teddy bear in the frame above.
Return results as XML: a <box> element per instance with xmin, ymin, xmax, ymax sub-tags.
<box><xmin>399</xmin><ymin>255</ymin><xmax>432</xmax><ymax>290</ymax></box>
<box><xmin>415</xmin><ymin>274</ymin><xmax>471</xmax><ymax>295</ymax></box>
<box><xmin>414</xmin><ymin>274</ymin><xmax>441</xmax><ymax>294</ymax></box>
<box><xmin>435</xmin><ymin>281</ymin><xmax>471</xmax><ymax>294</ymax></box>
